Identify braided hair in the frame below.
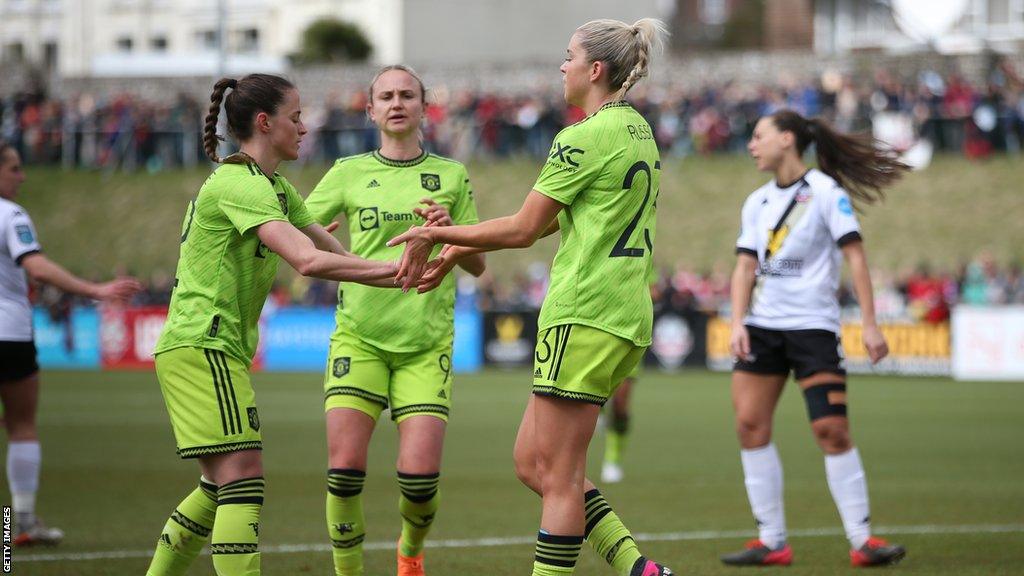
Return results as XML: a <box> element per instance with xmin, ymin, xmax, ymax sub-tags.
<box><xmin>203</xmin><ymin>74</ymin><xmax>295</xmax><ymax>162</ymax></box>
<box><xmin>575</xmin><ymin>18</ymin><xmax>668</xmax><ymax>99</ymax></box>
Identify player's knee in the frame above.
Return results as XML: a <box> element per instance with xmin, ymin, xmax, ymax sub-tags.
<box><xmin>735</xmin><ymin>415</ymin><xmax>770</xmax><ymax>446</ymax></box>
<box><xmin>328</xmin><ymin>443</ymin><xmax>367</xmax><ymax>471</ymax></box>
<box><xmin>397</xmin><ymin>451</ymin><xmax>440</xmax><ymax>476</ymax></box>
<box><xmin>512</xmin><ymin>449</ymin><xmax>540</xmax><ymax>492</ymax></box>
<box><xmin>4</xmin><ymin>415</ymin><xmax>37</xmax><ymax>440</ymax></box>
<box><xmin>812</xmin><ymin>419</ymin><xmax>851</xmax><ymax>453</ymax></box>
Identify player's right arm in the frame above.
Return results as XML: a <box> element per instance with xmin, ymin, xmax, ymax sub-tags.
<box><xmin>256</xmin><ymin>220</ymin><xmax>396</xmax><ymax>285</ymax></box>
<box><xmin>730</xmin><ymin>194</ymin><xmax>760</xmax><ymax>360</ymax></box>
<box><xmin>301</xmin><ymin>223</ymin><xmax>348</xmax><ymax>255</ymax></box>
<box><xmin>413</xmin><ymin>217</ymin><xmax>560</xmax><ymax>293</ymax></box>
<box><xmin>729</xmin><ymin>254</ymin><xmax>757</xmax><ymax>361</ymax></box>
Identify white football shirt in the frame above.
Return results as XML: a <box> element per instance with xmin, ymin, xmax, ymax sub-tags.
<box><xmin>0</xmin><ymin>198</ymin><xmax>42</xmax><ymax>341</ymax></box>
<box><xmin>735</xmin><ymin>169</ymin><xmax>861</xmax><ymax>332</ymax></box>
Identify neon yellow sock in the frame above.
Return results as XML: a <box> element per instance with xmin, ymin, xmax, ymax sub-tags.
<box><xmin>210</xmin><ymin>477</ymin><xmax>264</xmax><ymax>576</ymax></box>
<box><xmin>533</xmin><ymin>532</ymin><xmax>583</xmax><ymax>575</ymax></box>
<box><xmin>584</xmin><ymin>489</ymin><xmax>642</xmax><ymax>575</ymax></box>
<box><xmin>397</xmin><ymin>471</ymin><xmax>440</xmax><ymax>557</ymax></box>
<box><xmin>146</xmin><ymin>478</ymin><xmax>217</xmax><ymax>576</ymax></box>
<box><xmin>604</xmin><ymin>414</ymin><xmax>630</xmax><ymax>465</ymax></box>
<box><xmin>327</xmin><ymin>469</ymin><xmax>367</xmax><ymax>575</ymax></box>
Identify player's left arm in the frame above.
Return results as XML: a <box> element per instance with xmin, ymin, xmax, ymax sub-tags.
<box><xmin>840</xmin><ymin>238</ymin><xmax>888</xmax><ymax>365</ymax></box>
<box><xmin>828</xmin><ymin>185</ymin><xmax>886</xmax><ymax>363</ymax></box>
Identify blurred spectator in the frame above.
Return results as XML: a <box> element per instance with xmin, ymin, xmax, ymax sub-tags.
<box><xmin>4</xmin><ymin>61</ymin><xmax>1023</xmax><ymax>169</ymax></box>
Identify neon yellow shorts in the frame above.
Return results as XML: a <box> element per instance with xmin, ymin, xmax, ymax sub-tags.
<box><xmin>627</xmin><ymin>360</ymin><xmax>642</xmax><ymax>380</ymax></box>
<box><xmin>155</xmin><ymin>347</ymin><xmax>261</xmax><ymax>459</ymax></box>
<box><xmin>323</xmin><ymin>330</ymin><xmax>453</xmax><ymax>423</ymax></box>
<box><xmin>532</xmin><ymin>324</ymin><xmax>646</xmax><ymax>406</ymax></box>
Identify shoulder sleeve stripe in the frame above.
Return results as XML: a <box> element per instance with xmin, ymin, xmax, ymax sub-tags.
<box><xmin>735</xmin><ymin>247</ymin><xmax>757</xmax><ymax>257</ymax></box>
<box><xmin>836</xmin><ymin>231</ymin><xmax>862</xmax><ymax>247</ymax></box>
<box><xmin>15</xmin><ymin>249</ymin><xmax>42</xmax><ymax>266</ymax></box>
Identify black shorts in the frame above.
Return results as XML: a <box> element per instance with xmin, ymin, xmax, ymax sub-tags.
<box><xmin>0</xmin><ymin>341</ymin><xmax>40</xmax><ymax>383</ymax></box>
<box><xmin>733</xmin><ymin>326</ymin><xmax>845</xmax><ymax>380</ymax></box>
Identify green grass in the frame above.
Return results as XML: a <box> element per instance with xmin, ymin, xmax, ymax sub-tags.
<box><xmin>19</xmin><ymin>154</ymin><xmax>1024</xmax><ymax>281</ymax></box>
<box><xmin>6</xmin><ymin>369</ymin><xmax>1024</xmax><ymax>575</ymax></box>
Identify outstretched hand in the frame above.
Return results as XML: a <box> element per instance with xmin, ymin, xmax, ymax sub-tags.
<box><xmin>387</xmin><ymin>226</ymin><xmax>437</xmax><ymax>292</ymax></box>
<box><xmin>415</xmin><ymin>245</ymin><xmax>459</xmax><ymax>293</ymax></box>
<box><xmin>97</xmin><ymin>277</ymin><xmax>144</xmax><ymax>302</ymax></box>
<box><xmin>413</xmin><ymin>198</ymin><xmax>454</xmax><ymax>227</ymax></box>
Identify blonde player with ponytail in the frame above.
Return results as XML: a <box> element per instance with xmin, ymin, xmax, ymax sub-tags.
<box><xmin>146</xmin><ymin>74</ymin><xmax>396</xmax><ymax>576</ymax></box>
<box><xmin>389</xmin><ymin>20</ymin><xmax>675</xmax><ymax>576</ymax></box>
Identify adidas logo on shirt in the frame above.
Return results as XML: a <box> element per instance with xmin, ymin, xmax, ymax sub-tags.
<box><xmin>367</xmin><ymin>179</ymin><xmax>380</xmax><ymax>188</ymax></box>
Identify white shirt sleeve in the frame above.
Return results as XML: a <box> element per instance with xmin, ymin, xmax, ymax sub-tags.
<box><xmin>735</xmin><ymin>193</ymin><xmax>759</xmax><ymax>255</ymax></box>
<box><xmin>824</xmin><ymin>186</ymin><xmax>861</xmax><ymax>246</ymax></box>
<box><xmin>5</xmin><ymin>209</ymin><xmax>43</xmax><ymax>264</ymax></box>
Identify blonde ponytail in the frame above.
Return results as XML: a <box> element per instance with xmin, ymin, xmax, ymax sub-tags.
<box><xmin>576</xmin><ymin>18</ymin><xmax>668</xmax><ymax>99</ymax></box>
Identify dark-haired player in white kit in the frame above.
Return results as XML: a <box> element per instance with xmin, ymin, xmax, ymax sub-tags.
<box><xmin>0</xmin><ymin>141</ymin><xmax>141</xmax><ymax>546</ymax></box>
<box><xmin>723</xmin><ymin>110</ymin><xmax>909</xmax><ymax>568</ymax></box>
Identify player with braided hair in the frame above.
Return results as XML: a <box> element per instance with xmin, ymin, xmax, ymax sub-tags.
<box><xmin>388</xmin><ymin>18</ymin><xmax>674</xmax><ymax>576</ymax></box>
<box><xmin>146</xmin><ymin>74</ymin><xmax>398</xmax><ymax>576</ymax></box>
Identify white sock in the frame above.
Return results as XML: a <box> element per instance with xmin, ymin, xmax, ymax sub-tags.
<box><xmin>740</xmin><ymin>443</ymin><xmax>786</xmax><ymax>549</ymax></box>
<box><xmin>825</xmin><ymin>447</ymin><xmax>871</xmax><ymax>549</ymax></box>
<box><xmin>8</xmin><ymin>440</ymin><xmax>41</xmax><ymax>529</ymax></box>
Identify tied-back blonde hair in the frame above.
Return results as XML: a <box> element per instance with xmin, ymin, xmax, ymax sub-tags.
<box><xmin>575</xmin><ymin>18</ymin><xmax>668</xmax><ymax>99</ymax></box>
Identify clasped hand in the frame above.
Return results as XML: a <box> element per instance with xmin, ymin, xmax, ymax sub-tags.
<box><xmin>386</xmin><ymin>198</ymin><xmax>459</xmax><ymax>292</ymax></box>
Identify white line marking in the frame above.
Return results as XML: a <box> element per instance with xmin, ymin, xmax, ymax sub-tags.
<box><xmin>16</xmin><ymin>524</ymin><xmax>1024</xmax><ymax>563</ymax></box>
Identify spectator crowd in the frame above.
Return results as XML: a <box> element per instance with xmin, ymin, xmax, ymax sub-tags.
<box><xmin>4</xmin><ymin>62</ymin><xmax>1024</xmax><ymax>169</ymax></box>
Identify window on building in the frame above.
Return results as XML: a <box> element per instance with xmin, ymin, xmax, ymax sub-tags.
<box><xmin>43</xmin><ymin>41</ymin><xmax>58</xmax><ymax>69</ymax></box>
<box><xmin>956</xmin><ymin>0</ymin><xmax>985</xmax><ymax>31</ymax></box>
<box><xmin>151</xmin><ymin>36</ymin><xmax>169</xmax><ymax>52</ymax></box>
<box><xmin>197</xmin><ymin>29</ymin><xmax>219</xmax><ymax>50</ymax></box>
<box><xmin>117</xmin><ymin>36</ymin><xmax>134</xmax><ymax>53</ymax></box>
<box><xmin>701</xmin><ymin>0</ymin><xmax>728</xmax><ymax>26</ymax></box>
<box><xmin>3</xmin><ymin>42</ymin><xmax>25</xmax><ymax>63</ymax></box>
<box><xmin>989</xmin><ymin>0</ymin><xmax>1011</xmax><ymax>24</ymax></box>
<box><xmin>238</xmin><ymin>28</ymin><xmax>260</xmax><ymax>53</ymax></box>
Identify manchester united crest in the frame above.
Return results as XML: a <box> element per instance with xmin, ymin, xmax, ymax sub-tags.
<box><xmin>420</xmin><ymin>173</ymin><xmax>440</xmax><ymax>192</ymax></box>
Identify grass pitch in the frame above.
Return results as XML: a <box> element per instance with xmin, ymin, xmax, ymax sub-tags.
<box><xmin>6</xmin><ymin>369</ymin><xmax>1024</xmax><ymax>575</ymax></box>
